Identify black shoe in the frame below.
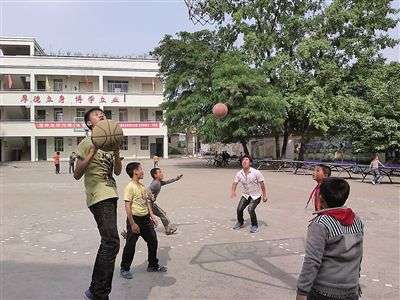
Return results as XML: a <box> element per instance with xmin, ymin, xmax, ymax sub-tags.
<box><xmin>147</xmin><ymin>265</ymin><xmax>167</xmax><ymax>272</ymax></box>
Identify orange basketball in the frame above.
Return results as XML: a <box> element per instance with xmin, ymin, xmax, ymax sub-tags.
<box><xmin>212</xmin><ymin>103</ymin><xmax>228</xmax><ymax>119</ymax></box>
<box><xmin>91</xmin><ymin>119</ymin><xmax>124</xmax><ymax>152</ymax></box>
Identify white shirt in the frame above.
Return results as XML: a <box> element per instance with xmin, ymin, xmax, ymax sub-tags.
<box><xmin>234</xmin><ymin>167</ymin><xmax>265</xmax><ymax>199</ymax></box>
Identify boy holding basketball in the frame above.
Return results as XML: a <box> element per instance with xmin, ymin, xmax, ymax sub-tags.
<box><xmin>306</xmin><ymin>164</ymin><xmax>331</xmax><ymax>211</ymax></box>
<box><xmin>231</xmin><ymin>155</ymin><xmax>268</xmax><ymax>233</ymax></box>
<box><xmin>296</xmin><ymin>177</ymin><xmax>363</xmax><ymax>300</ymax></box>
<box><xmin>74</xmin><ymin>107</ymin><xmax>122</xmax><ymax>300</ymax></box>
<box><xmin>120</xmin><ymin>162</ymin><xmax>167</xmax><ymax>279</ymax></box>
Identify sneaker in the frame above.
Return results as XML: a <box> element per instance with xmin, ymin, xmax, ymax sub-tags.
<box><xmin>166</xmin><ymin>225</ymin><xmax>177</xmax><ymax>235</ymax></box>
<box><xmin>250</xmin><ymin>225</ymin><xmax>259</xmax><ymax>233</ymax></box>
<box><xmin>147</xmin><ymin>265</ymin><xmax>167</xmax><ymax>272</ymax></box>
<box><xmin>83</xmin><ymin>289</ymin><xmax>93</xmax><ymax>300</ymax></box>
<box><xmin>120</xmin><ymin>269</ymin><xmax>133</xmax><ymax>279</ymax></box>
<box><xmin>232</xmin><ymin>222</ymin><xmax>244</xmax><ymax>230</ymax></box>
<box><xmin>121</xmin><ymin>230</ymin><xmax>127</xmax><ymax>239</ymax></box>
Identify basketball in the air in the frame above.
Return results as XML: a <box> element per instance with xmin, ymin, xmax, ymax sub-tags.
<box><xmin>212</xmin><ymin>103</ymin><xmax>228</xmax><ymax>119</ymax></box>
<box><xmin>91</xmin><ymin>119</ymin><xmax>124</xmax><ymax>151</ymax></box>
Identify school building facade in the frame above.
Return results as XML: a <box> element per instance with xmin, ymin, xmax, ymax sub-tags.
<box><xmin>0</xmin><ymin>37</ymin><xmax>168</xmax><ymax>162</ymax></box>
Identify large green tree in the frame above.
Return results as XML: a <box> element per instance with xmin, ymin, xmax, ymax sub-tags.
<box><xmin>333</xmin><ymin>62</ymin><xmax>400</xmax><ymax>155</ymax></box>
<box><xmin>152</xmin><ymin>31</ymin><xmax>285</xmax><ymax>155</ymax></box>
<box><xmin>202</xmin><ymin>0</ymin><xmax>399</xmax><ymax>159</ymax></box>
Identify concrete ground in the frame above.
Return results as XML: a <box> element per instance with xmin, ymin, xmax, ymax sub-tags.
<box><xmin>0</xmin><ymin>158</ymin><xmax>399</xmax><ymax>300</ymax></box>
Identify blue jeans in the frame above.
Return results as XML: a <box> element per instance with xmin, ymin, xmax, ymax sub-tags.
<box><xmin>237</xmin><ymin>196</ymin><xmax>261</xmax><ymax>226</ymax></box>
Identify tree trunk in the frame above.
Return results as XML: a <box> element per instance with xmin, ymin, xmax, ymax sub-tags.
<box><xmin>240</xmin><ymin>140</ymin><xmax>250</xmax><ymax>156</ymax></box>
<box><xmin>185</xmin><ymin>129</ymin><xmax>189</xmax><ymax>156</ymax></box>
<box><xmin>281</xmin><ymin>126</ymin><xmax>290</xmax><ymax>159</ymax></box>
<box><xmin>274</xmin><ymin>134</ymin><xmax>281</xmax><ymax>159</ymax></box>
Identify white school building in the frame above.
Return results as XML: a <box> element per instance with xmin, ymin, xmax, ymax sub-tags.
<box><xmin>0</xmin><ymin>37</ymin><xmax>168</xmax><ymax>162</ymax></box>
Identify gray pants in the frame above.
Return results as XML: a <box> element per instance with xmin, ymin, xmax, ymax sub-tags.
<box><xmin>151</xmin><ymin>202</ymin><xmax>173</xmax><ymax>232</ymax></box>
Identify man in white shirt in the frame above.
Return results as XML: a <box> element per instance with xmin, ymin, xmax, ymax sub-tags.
<box><xmin>230</xmin><ymin>155</ymin><xmax>268</xmax><ymax>233</ymax></box>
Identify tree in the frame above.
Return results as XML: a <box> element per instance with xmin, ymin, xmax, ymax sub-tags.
<box><xmin>201</xmin><ymin>51</ymin><xmax>286</xmax><ymax>155</ymax></box>
<box><xmin>333</xmin><ymin>62</ymin><xmax>400</xmax><ymax>156</ymax></box>
<box><xmin>202</xmin><ymin>0</ymin><xmax>399</xmax><ymax>159</ymax></box>
<box><xmin>152</xmin><ymin>31</ymin><xmax>285</xmax><ymax>155</ymax></box>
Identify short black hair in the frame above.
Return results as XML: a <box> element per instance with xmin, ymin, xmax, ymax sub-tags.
<box><xmin>126</xmin><ymin>162</ymin><xmax>141</xmax><ymax>178</ymax></box>
<box><xmin>56</xmin><ymin>151</ymin><xmax>60</xmax><ymax>155</ymax></box>
<box><xmin>317</xmin><ymin>164</ymin><xmax>331</xmax><ymax>177</ymax></box>
<box><xmin>240</xmin><ymin>155</ymin><xmax>253</xmax><ymax>163</ymax></box>
<box><xmin>84</xmin><ymin>107</ymin><xmax>104</xmax><ymax>130</ymax></box>
<box><xmin>319</xmin><ymin>177</ymin><xmax>350</xmax><ymax>208</ymax></box>
<box><xmin>150</xmin><ymin>168</ymin><xmax>161</xmax><ymax>179</ymax></box>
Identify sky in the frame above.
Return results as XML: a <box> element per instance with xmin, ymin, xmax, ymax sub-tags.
<box><xmin>0</xmin><ymin>0</ymin><xmax>399</xmax><ymax>61</ymax></box>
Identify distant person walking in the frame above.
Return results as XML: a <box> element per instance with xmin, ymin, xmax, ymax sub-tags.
<box><xmin>370</xmin><ymin>154</ymin><xmax>385</xmax><ymax>184</ymax></box>
<box><xmin>53</xmin><ymin>151</ymin><xmax>61</xmax><ymax>174</ymax></box>
<box><xmin>69</xmin><ymin>152</ymin><xmax>77</xmax><ymax>174</ymax></box>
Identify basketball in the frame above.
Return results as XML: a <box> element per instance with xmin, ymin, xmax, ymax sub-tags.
<box><xmin>91</xmin><ymin>119</ymin><xmax>124</xmax><ymax>151</ymax></box>
<box><xmin>212</xmin><ymin>103</ymin><xmax>228</xmax><ymax>119</ymax></box>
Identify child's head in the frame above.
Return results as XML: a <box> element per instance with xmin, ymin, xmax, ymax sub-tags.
<box><xmin>56</xmin><ymin>151</ymin><xmax>60</xmax><ymax>155</ymax></box>
<box><xmin>150</xmin><ymin>168</ymin><xmax>163</xmax><ymax>180</ymax></box>
<box><xmin>313</xmin><ymin>164</ymin><xmax>331</xmax><ymax>182</ymax></box>
<box><xmin>241</xmin><ymin>155</ymin><xmax>252</xmax><ymax>169</ymax></box>
<box><xmin>84</xmin><ymin>108</ymin><xmax>105</xmax><ymax>130</ymax></box>
<box><xmin>319</xmin><ymin>177</ymin><xmax>350</xmax><ymax>209</ymax></box>
<box><xmin>373</xmin><ymin>153</ymin><xmax>379</xmax><ymax>160</ymax></box>
<box><xmin>126</xmin><ymin>162</ymin><xmax>143</xmax><ymax>179</ymax></box>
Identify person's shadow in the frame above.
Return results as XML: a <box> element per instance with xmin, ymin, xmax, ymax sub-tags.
<box><xmin>114</xmin><ymin>246</ymin><xmax>176</xmax><ymax>299</ymax></box>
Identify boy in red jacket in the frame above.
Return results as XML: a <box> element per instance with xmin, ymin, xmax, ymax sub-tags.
<box><xmin>306</xmin><ymin>164</ymin><xmax>331</xmax><ymax>211</ymax></box>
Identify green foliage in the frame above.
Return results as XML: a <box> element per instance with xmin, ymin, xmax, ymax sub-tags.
<box><xmin>153</xmin><ymin>0</ymin><xmax>399</xmax><ymax>158</ymax></box>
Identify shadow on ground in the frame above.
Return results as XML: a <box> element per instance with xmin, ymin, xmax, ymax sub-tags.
<box><xmin>1</xmin><ymin>247</ymin><xmax>175</xmax><ymax>300</ymax></box>
<box><xmin>190</xmin><ymin>238</ymin><xmax>305</xmax><ymax>291</ymax></box>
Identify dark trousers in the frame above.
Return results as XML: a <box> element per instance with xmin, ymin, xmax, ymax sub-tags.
<box><xmin>151</xmin><ymin>202</ymin><xmax>171</xmax><ymax>230</ymax></box>
<box><xmin>308</xmin><ymin>289</ymin><xmax>358</xmax><ymax>300</ymax></box>
<box><xmin>237</xmin><ymin>196</ymin><xmax>261</xmax><ymax>226</ymax></box>
<box><xmin>55</xmin><ymin>164</ymin><xmax>60</xmax><ymax>174</ymax></box>
<box><xmin>69</xmin><ymin>163</ymin><xmax>74</xmax><ymax>174</ymax></box>
<box><xmin>120</xmin><ymin>215</ymin><xmax>159</xmax><ymax>271</ymax></box>
<box><xmin>88</xmin><ymin>198</ymin><xmax>120</xmax><ymax>300</ymax></box>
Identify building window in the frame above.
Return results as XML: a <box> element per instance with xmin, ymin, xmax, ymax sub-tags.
<box><xmin>121</xmin><ymin>136</ymin><xmax>128</xmax><ymax>151</ymax></box>
<box><xmin>53</xmin><ymin>79</ymin><xmax>63</xmax><ymax>91</ymax></box>
<box><xmin>140</xmin><ymin>109</ymin><xmax>148</xmax><ymax>121</ymax></box>
<box><xmin>140</xmin><ymin>136</ymin><xmax>149</xmax><ymax>150</ymax></box>
<box><xmin>76</xmin><ymin>108</ymin><xmax>85</xmax><ymax>118</ymax></box>
<box><xmin>119</xmin><ymin>108</ymin><xmax>128</xmax><ymax>122</ymax></box>
<box><xmin>54</xmin><ymin>137</ymin><xmax>64</xmax><ymax>152</ymax></box>
<box><xmin>77</xmin><ymin>136</ymin><xmax>85</xmax><ymax>145</ymax></box>
<box><xmin>108</xmin><ymin>81</ymin><xmax>128</xmax><ymax>93</ymax></box>
<box><xmin>54</xmin><ymin>108</ymin><xmax>63</xmax><ymax>121</ymax></box>
<box><xmin>155</xmin><ymin>111</ymin><xmax>163</xmax><ymax>121</ymax></box>
<box><xmin>36</xmin><ymin>109</ymin><xmax>46</xmax><ymax>121</ymax></box>
<box><xmin>104</xmin><ymin>110</ymin><xmax>112</xmax><ymax>120</ymax></box>
<box><xmin>37</xmin><ymin>80</ymin><xmax>46</xmax><ymax>91</ymax></box>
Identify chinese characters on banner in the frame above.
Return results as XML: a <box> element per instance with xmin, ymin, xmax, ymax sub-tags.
<box><xmin>20</xmin><ymin>94</ymin><xmax>125</xmax><ymax>105</ymax></box>
<box><xmin>35</xmin><ymin>122</ymin><xmax>84</xmax><ymax>129</ymax></box>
